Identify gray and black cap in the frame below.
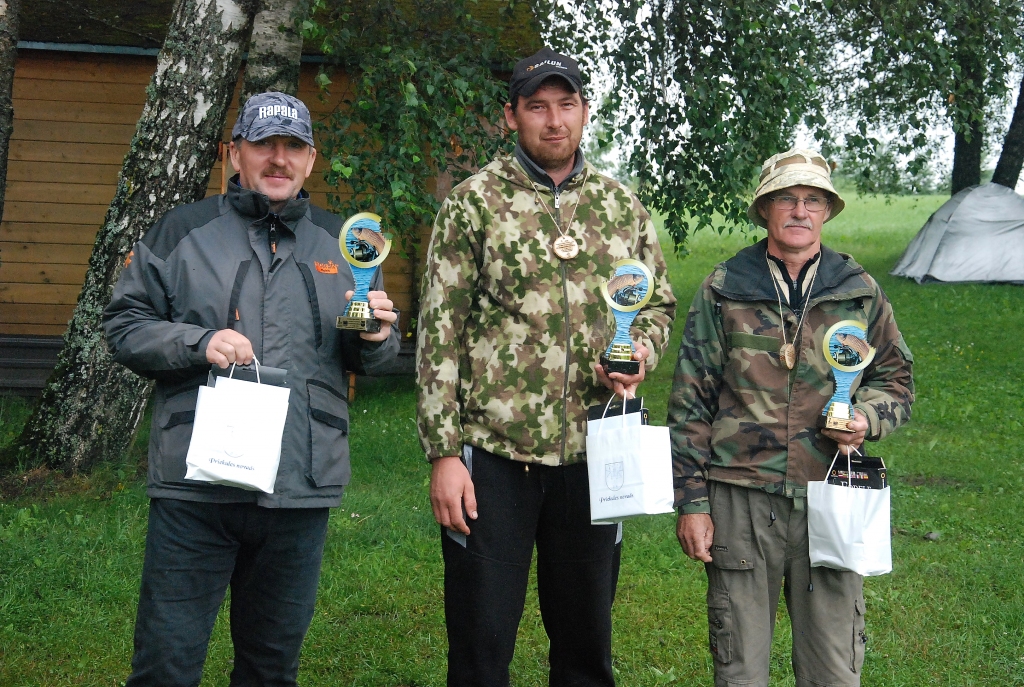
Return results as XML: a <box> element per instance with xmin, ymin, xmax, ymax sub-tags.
<box><xmin>508</xmin><ymin>47</ymin><xmax>583</xmax><ymax>107</ymax></box>
<box><xmin>232</xmin><ymin>92</ymin><xmax>314</xmax><ymax>147</ymax></box>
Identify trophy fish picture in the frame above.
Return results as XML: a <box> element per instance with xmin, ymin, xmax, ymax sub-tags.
<box><xmin>599</xmin><ymin>259</ymin><xmax>655</xmax><ymax>375</ymax></box>
<box><xmin>336</xmin><ymin>212</ymin><xmax>392</xmax><ymax>333</ymax></box>
<box><xmin>821</xmin><ymin>320</ymin><xmax>876</xmax><ymax>431</ymax></box>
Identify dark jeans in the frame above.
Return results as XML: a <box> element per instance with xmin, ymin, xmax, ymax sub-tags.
<box><xmin>125</xmin><ymin>498</ymin><xmax>330</xmax><ymax>687</ymax></box>
<box><xmin>443</xmin><ymin>447</ymin><xmax>621</xmax><ymax>687</ymax></box>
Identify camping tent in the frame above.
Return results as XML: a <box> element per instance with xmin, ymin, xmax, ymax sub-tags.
<box><xmin>891</xmin><ymin>182</ymin><xmax>1024</xmax><ymax>284</ymax></box>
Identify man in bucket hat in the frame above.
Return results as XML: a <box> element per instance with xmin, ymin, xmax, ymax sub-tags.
<box><xmin>104</xmin><ymin>91</ymin><xmax>399</xmax><ymax>685</ymax></box>
<box><xmin>667</xmin><ymin>148</ymin><xmax>914</xmax><ymax>685</ymax></box>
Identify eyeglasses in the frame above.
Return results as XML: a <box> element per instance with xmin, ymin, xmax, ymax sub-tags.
<box><xmin>770</xmin><ymin>195</ymin><xmax>830</xmax><ymax>212</ymax></box>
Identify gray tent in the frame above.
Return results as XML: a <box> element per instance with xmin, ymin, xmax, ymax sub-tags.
<box><xmin>891</xmin><ymin>182</ymin><xmax>1024</xmax><ymax>284</ymax></box>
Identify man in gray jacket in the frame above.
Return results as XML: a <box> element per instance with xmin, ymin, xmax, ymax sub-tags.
<box><xmin>104</xmin><ymin>92</ymin><xmax>400</xmax><ymax>686</ymax></box>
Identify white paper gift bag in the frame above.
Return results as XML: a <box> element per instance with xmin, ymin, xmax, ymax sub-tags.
<box><xmin>807</xmin><ymin>449</ymin><xmax>892</xmax><ymax>576</ymax></box>
<box><xmin>586</xmin><ymin>397</ymin><xmax>674</xmax><ymax>523</ymax></box>
<box><xmin>185</xmin><ymin>359</ymin><xmax>291</xmax><ymax>493</ymax></box>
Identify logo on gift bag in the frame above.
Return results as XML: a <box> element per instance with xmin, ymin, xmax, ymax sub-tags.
<box><xmin>605</xmin><ymin>461</ymin><xmax>624</xmax><ymax>491</ymax></box>
<box><xmin>223</xmin><ymin>420</ymin><xmax>244</xmax><ymax>458</ymax></box>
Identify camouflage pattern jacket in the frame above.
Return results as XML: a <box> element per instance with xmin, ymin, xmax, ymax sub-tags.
<box><xmin>416</xmin><ymin>154</ymin><xmax>676</xmax><ymax>466</ymax></box>
<box><xmin>668</xmin><ymin>239</ymin><xmax>914</xmax><ymax>514</ymax></box>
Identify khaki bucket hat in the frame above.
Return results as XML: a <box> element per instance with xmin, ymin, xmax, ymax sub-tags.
<box><xmin>746</xmin><ymin>148</ymin><xmax>845</xmax><ymax>227</ymax></box>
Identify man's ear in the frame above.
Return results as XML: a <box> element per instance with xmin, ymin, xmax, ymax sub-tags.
<box><xmin>757</xmin><ymin>198</ymin><xmax>769</xmax><ymax>221</ymax></box>
<box><xmin>503</xmin><ymin>102</ymin><xmax>519</xmax><ymax>132</ymax></box>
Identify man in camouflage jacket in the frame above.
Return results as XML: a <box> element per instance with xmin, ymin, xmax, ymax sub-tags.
<box><xmin>668</xmin><ymin>149</ymin><xmax>913</xmax><ymax>687</ymax></box>
<box><xmin>416</xmin><ymin>48</ymin><xmax>675</xmax><ymax>686</ymax></box>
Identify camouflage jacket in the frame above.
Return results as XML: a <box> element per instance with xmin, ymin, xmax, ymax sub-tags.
<box><xmin>667</xmin><ymin>239</ymin><xmax>914</xmax><ymax>514</ymax></box>
<box><xmin>416</xmin><ymin>154</ymin><xmax>676</xmax><ymax>465</ymax></box>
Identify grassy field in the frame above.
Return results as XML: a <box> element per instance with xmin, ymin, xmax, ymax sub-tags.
<box><xmin>3</xmin><ymin>193</ymin><xmax>1024</xmax><ymax>685</ymax></box>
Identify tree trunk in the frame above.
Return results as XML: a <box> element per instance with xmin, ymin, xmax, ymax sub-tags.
<box><xmin>951</xmin><ymin>121</ymin><xmax>983</xmax><ymax>195</ymax></box>
<box><xmin>992</xmin><ymin>72</ymin><xmax>1024</xmax><ymax>190</ymax></box>
<box><xmin>0</xmin><ymin>0</ymin><xmax>20</xmax><ymax>244</ymax></box>
<box><xmin>8</xmin><ymin>0</ymin><xmax>257</xmax><ymax>474</ymax></box>
<box><xmin>240</xmin><ymin>0</ymin><xmax>303</xmax><ymax>104</ymax></box>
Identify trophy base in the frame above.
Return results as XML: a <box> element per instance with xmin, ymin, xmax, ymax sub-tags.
<box><xmin>336</xmin><ymin>300</ymin><xmax>381</xmax><ymax>333</ymax></box>
<box><xmin>819</xmin><ymin>401</ymin><xmax>855</xmax><ymax>432</ymax></box>
<box><xmin>600</xmin><ymin>354</ymin><xmax>640</xmax><ymax>375</ymax></box>
<box><xmin>335</xmin><ymin>316</ymin><xmax>382</xmax><ymax>333</ymax></box>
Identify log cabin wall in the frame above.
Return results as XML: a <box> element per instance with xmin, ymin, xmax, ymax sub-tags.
<box><xmin>0</xmin><ymin>46</ymin><xmax>420</xmax><ymax>393</ymax></box>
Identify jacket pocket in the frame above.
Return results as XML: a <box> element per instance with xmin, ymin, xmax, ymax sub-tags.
<box><xmin>153</xmin><ymin>386</ymin><xmax>200</xmax><ymax>483</ymax></box>
<box><xmin>307</xmin><ymin>380</ymin><xmax>350</xmax><ymax>487</ymax></box>
<box><xmin>707</xmin><ymin>586</ymin><xmax>733</xmax><ymax>664</ymax></box>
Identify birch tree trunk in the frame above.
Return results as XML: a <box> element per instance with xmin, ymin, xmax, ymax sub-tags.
<box><xmin>0</xmin><ymin>0</ymin><xmax>20</xmax><ymax>246</ymax></box>
<box><xmin>8</xmin><ymin>0</ymin><xmax>257</xmax><ymax>474</ymax></box>
<box><xmin>240</xmin><ymin>0</ymin><xmax>303</xmax><ymax>104</ymax></box>
<box><xmin>992</xmin><ymin>72</ymin><xmax>1024</xmax><ymax>190</ymax></box>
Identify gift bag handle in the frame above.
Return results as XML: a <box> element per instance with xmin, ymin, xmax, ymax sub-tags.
<box><xmin>228</xmin><ymin>356</ymin><xmax>262</xmax><ymax>384</ymax></box>
<box><xmin>596</xmin><ymin>391</ymin><xmax>638</xmax><ymax>433</ymax></box>
<box><xmin>827</xmin><ymin>445</ymin><xmax>863</xmax><ymax>487</ymax></box>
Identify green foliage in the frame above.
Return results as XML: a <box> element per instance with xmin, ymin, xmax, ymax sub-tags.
<box><xmin>299</xmin><ymin>0</ymin><xmax>520</xmax><ymax>254</ymax></box>
<box><xmin>820</xmin><ymin>0</ymin><xmax>1024</xmax><ymax>194</ymax></box>
<box><xmin>542</xmin><ymin>0</ymin><xmax>830</xmax><ymax>251</ymax></box>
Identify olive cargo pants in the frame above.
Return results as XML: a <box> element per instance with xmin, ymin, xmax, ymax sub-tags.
<box><xmin>705</xmin><ymin>481</ymin><xmax>867</xmax><ymax>687</ymax></box>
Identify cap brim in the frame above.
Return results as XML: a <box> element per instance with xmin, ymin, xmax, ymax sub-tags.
<box><xmin>241</xmin><ymin>122</ymin><xmax>314</xmax><ymax>147</ymax></box>
<box><xmin>513</xmin><ymin>72</ymin><xmax>580</xmax><ymax>102</ymax></box>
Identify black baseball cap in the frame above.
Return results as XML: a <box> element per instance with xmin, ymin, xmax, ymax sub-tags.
<box><xmin>508</xmin><ymin>47</ymin><xmax>584</xmax><ymax>107</ymax></box>
<box><xmin>232</xmin><ymin>92</ymin><xmax>314</xmax><ymax>146</ymax></box>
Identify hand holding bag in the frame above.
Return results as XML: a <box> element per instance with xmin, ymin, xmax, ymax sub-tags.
<box><xmin>807</xmin><ymin>447</ymin><xmax>892</xmax><ymax>576</ymax></box>
<box><xmin>185</xmin><ymin>358</ymin><xmax>291</xmax><ymax>493</ymax></box>
<box><xmin>586</xmin><ymin>395</ymin><xmax>674</xmax><ymax>524</ymax></box>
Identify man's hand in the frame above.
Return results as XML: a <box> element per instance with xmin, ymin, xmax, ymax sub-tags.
<box><xmin>595</xmin><ymin>341</ymin><xmax>649</xmax><ymax>398</ymax></box>
<box><xmin>345</xmin><ymin>290</ymin><xmax>398</xmax><ymax>342</ymax></box>
<box><xmin>206</xmin><ymin>329</ymin><xmax>254</xmax><ymax>368</ymax></box>
<box><xmin>822</xmin><ymin>408</ymin><xmax>868</xmax><ymax>455</ymax></box>
<box><xmin>430</xmin><ymin>455</ymin><xmax>478</xmax><ymax>535</ymax></box>
<box><xmin>676</xmin><ymin>513</ymin><xmax>714</xmax><ymax>563</ymax></box>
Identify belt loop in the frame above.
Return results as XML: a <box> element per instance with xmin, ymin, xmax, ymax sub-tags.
<box><xmin>793</xmin><ymin>496</ymin><xmax>805</xmax><ymax>512</ymax></box>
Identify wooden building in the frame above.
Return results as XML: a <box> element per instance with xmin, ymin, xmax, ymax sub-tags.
<box><xmin>0</xmin><ymin>4</ymin><xmax>542</xmax><ymax>394</ymax></box>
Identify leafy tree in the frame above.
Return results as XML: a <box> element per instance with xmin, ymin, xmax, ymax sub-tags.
<box><xmin>298</xmin><ymin>0</ymin><xmax>533</xmax><ymax>260</ymax></box>
<box><xmin>541</xmin><ymin>0</ymin><xmax>830</xmax><ymax>250</ymax></box>
<box><xmin>822</xmin><ymin>0</ymin><xmax>1024</xmax><ymax>195</ymax></box>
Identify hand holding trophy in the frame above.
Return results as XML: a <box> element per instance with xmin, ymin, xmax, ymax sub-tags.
<box><xmin>599</xmin><ymin>259</ymin><xmax>654</xmax><ymax>375</ymax></box>
<box><xmin>820</xmin><ymin>320</ymin><xmax>876</xmax><ymax>431</ymax></box>
<box><xmin>336</xmin><ymin>212</ymin><xmax>392</xmax><ymax>333</ymax></box>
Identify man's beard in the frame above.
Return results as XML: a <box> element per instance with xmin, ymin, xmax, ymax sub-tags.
<box><xmin>520</xmin><ymin>139</ymin><xmax>575</xmax><ymax>173</ymax></box>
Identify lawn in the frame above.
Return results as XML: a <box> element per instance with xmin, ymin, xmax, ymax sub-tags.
<box><xmin>3</xmin><ymin>192</ymin><xmax>1024</xmax><ymax>685</ymax></box>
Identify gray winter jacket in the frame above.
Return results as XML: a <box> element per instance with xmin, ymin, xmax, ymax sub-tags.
<box><xmin>103</xmin><ymin>178</ymin><xmax>400</xmax><ymax>508</ymax></box>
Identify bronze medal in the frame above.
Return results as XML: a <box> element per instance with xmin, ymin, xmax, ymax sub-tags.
<box><xmin>780</xmin><ymin>342</ymin><xmax>796</xmax><ymax>369</ymax></box>
<box><xmin>553</xmin><ymin>235</ymin><xmax>580</xmax><ymax>260</ymax></box>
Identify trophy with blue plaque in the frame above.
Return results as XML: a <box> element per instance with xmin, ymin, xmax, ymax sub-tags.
<box><xmin>599</xmin><ymin>259</ymin><xmax>654</xmax><ymax>375</ymax></box>
<box><xmin>336</xmin><ymin>212</ymin><xmax>392</xmax><ymax>333</ymax></box>
<box><xmin>821</xmin><ymin>320</ymin><xmax>876</xmax><ymax>431</ymax></box>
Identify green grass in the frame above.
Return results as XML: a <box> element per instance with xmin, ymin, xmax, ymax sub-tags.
<box><xmin>3</xmin><ymin>192</ymin><xmax>1024</xmax><ymax>685</ymax></box>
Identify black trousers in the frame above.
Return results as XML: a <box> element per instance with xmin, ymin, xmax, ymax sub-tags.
<box><xmin>125</xmin><ymin>498</ymin><xmax>330</xmax><ymax>687</ymax></box>
<box><xmin>442</xmin><ymin>447</ymin><xmax>621</xmax><ymax>687</ymax></box>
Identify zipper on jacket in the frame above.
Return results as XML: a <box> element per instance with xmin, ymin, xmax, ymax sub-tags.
<box><xmin>554</xmin><ymin>187</ymin><xmax>571</xmax><ymax>463</ymax></box>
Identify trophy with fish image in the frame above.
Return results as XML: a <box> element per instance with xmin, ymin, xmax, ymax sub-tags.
<box><xmin>336</xmin><ymin>212</ymin><xmax>392</xmax><ymax>333</ymax></box>
<box><xmin>820</xmin><ymin>320</ymin><xmax>876</xmax><ymax>431</ymax></box>
<box><xmin>599</xmin><ymin>259</ymin><xmax>654</xmax><ymax>375</ymax></box>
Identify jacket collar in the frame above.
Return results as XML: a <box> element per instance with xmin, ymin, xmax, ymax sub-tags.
<box><xmin>227</xmin><ymin>174</ymin><xmax>310</xmax><ymax>227</ymax></box>
<box><xmin>713</xmin><ymin>238</ymin><xmax>868</xmax><ymax>302</ymax></box>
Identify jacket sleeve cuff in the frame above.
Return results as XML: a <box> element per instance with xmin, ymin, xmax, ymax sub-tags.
<box><xmin>679</xmin><ymin>501</ymin><xmax>712</xmax><ymax>515</ymax></box>
<box><xmin>854</xmin><ymin>402</ymin><xmax>881</xmax><ymax>441</ymax></box>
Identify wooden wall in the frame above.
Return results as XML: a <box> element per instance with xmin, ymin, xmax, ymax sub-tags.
<box><xmin>0</xmin><ymin>49</ymin><xmax>417</xmax><ymax>339</ymax></box>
